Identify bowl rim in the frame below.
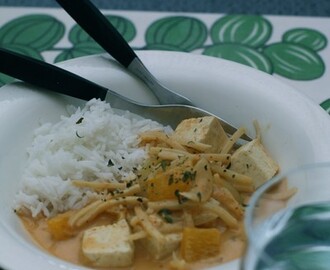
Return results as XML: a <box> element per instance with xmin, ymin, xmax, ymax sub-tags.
<box><xmin>0</xmin><ymin>50</ymin><xmax>330</xmax><ymax>270</ymax></box>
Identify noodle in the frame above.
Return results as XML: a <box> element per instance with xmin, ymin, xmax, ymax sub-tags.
<box><xmin>221</xmin><ymin>126</ymin><xmax>246</xmax><ymax>154</ymax></box>
<box><xmin>19</xmin><ymin>114</ymin><xmax>283</xmax><ymax>270</ymax></box>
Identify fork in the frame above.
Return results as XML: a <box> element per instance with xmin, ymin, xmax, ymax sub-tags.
<box><xmin>0</xmin><ymin>48</ymin><xmax>249</xmax><ymax>138</ymax></box>
<box><xmin>55</xmin><ymin>0</ymin><xmax>193</xmax><ymax>106</ymax></box>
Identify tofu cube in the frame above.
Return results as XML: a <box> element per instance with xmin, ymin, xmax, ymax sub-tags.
<box><xmin>173</xmin><ymin>116</ymin><xmax>228</xmax><ymax>153</ymax></box>
<box><xmin>230</xmin><ymin>139</ymin><xmax>279</xmax><ymax>188</ymax></box>
<box><xmin>82</xmin><ymin>219</ymin><xmax>134</xmax><ymax>267</ymax></box>
<box><xmin>140</xmin><ymin>233</ymin><xmax>181</xmax><ymax>260</ymax></box>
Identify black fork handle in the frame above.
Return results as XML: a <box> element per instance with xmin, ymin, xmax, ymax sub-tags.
<box><xmin>0</xmin><ymin>48</ymin><xmax>108</xmax><ymax>101</ymax></box>
<box><xmin>56</xmin><ymin>0</ymin><xmax>137</xmax><ymax>68</ymax></box>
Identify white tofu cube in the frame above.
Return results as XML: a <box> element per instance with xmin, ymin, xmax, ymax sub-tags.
<box><xmin>82</xmin><ymin>219</ymin><xmax>134</xmax><ymax>267</ymax></box>
<box><xmin>230</xmin><ymin>139</ymin><xmax>279</xmax><ymax>188</ymax></box>
<box><xmin>173</xmin><ymin>116</ymin><xmax>228</xmax><ymax>153</ymax></box>
<box><xmin>140</xmin><ymin>233</ymin><xmax>181</xmax><ymax>260</ymax></box>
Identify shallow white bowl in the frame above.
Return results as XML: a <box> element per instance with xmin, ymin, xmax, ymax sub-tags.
<box><xmin>0</xmin><ymin>51</ymin><xmax>330</xmax><ymax>270</ymax></box>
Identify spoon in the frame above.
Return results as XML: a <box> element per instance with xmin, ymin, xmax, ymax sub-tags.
<box><xmin>0</xmin><ymin>47</ymin><xmax>250</xmax><ymax>139</ymax></box>
<box><xmin>55</xmin><ymin>0</ymin><xmax>193</xmax><ymax>106</ymax></box>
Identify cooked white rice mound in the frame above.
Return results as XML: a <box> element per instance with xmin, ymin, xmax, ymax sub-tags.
<box><xmin>14</xmin><ymin>99</ymin><xmax>167</xmax><ymax>217</ymax></box>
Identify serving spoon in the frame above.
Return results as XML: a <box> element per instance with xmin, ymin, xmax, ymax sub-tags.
<box><xmin>0</xmin><ymin>47</ymin><xmax>250</xmax><ymax>139</ymax></box>
<box><xmin>55</xmin><ymin>0</ymin><xmax>193</xmax><ymax>106</ymax></box>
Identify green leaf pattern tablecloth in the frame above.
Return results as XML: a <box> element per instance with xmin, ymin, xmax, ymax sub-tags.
<box><xmin>0</xmin><ymin>7</ymin><xmax>329</xmax><ymax>113</ymax></box>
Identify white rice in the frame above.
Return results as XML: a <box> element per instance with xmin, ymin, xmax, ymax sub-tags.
<box><xmin>14</xmin><ymin>99</ymin><xmax>168</xmax><ymax>217</ymax></box>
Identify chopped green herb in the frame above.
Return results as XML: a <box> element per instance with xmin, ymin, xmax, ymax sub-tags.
<box><xmin>168</xmin><ymin>174</ymin><xmax>174</xmax><ymax>185</ymax></box>
<box><xmin>182</xmin><ymin>170</ymin><xmax>196</xmax><ymax>182</ymax></box>
<box><xmin>75</xmin><ymin>131</ymin><xmax>83</xmax><ymax>138</ymax></box>
<box><xmin>107</xmin><ymin>159</ymin><xmax>114</xmax><ymax>167</ymax></box>
<box><xmin>174</xmin><ymin>189</ymin><xmax>181</xmax><ymax>203</ymax></box>
<box><xmin>158</xmin><ymin>209</ymin><xmax>173</xmax><ymax>223</ymax></box>
<box><xmin>76</xmin><ymin>117</ymin><xmax>84</xmax><ymax>124</ymax></box>
<box><xmin>174</xmin><ymin>189</ymin><xmax>188</xmax><ymax>204</ymax></box>
<box><xmin>126</xmin><ymin>181</ymin><xmax>133</xmax><ymax>188</ymax></box>
<box><xmin>161</xmin><ymin>160</ymin><xmax>169</xmax><ymax>171</ymax></box>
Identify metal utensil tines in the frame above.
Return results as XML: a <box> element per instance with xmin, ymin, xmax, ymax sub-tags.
<box><xmin>54</xmin><ymin>0</ymin><xmax>251</xmax><ymax>140</ymax></box>
<box><xmin>0</xmin><ymin>48</ymin><xmax>249</xmax><ymax>138</ymax></box>
<box><xmin>55</xmin><ymin>0</ymin><xmax>193</xmax><ymax>106</ymax></box>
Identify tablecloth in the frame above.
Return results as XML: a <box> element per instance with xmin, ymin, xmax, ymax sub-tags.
<box><xmin>1</xmin><ymin>0</ymin><xmax>330</xmax><ymax>16</ymax></box>
<box><xmin>0</xmin><ymin>3</ymin><xmax>330</xmax><ymax>270</ymax></box>
<box><xmin>0</xmin><ymin>6</ymin><xmax>329</xmax><ymax>113</ymax></box>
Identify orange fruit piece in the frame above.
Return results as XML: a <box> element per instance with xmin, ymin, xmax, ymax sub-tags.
<box><xmin>180</xmin><ymin>227</ymin><xmax>221</xmax><ymax>262</ymax></box>
<box><xmin>145</xmin><ymin>169</ymin><xmax>194</xmax><ymax>201</ymax></box>
<box><xmin>47</xmin><ymin>211</ymin><xmax>76</xmax><ymax>240</ymax></box>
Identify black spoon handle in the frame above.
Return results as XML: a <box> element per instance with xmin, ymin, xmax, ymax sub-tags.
<box><xmin>56</xmin><ymin>0</ymin><xmax>137</xmax><ymax>68</ymax></box>
<box><xmin>0</xmin><ymin>48</ymin><xmax>108</xmax><ymax>101</ymax></box>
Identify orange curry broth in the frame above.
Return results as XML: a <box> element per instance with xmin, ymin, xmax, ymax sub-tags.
<box><xmin>19</xmin><ymin>213</ymin><xmax>246</xmax><ymax>270</ymax></box>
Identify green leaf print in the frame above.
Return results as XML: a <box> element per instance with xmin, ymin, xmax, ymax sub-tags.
<box><xmin>69</xmin><ymin>15</ymin><xmax>136</xmax><ymax>45</ymax></box>
<box><xmin>283</xmin><ymin>28</ymin><xmax>327</xmax><ymax>52</ymax></box>
<box><xmin>0</xmin><ymin>44</ymin><xmax>43</xmax><ymax>86</ymax></box>
<box><xmin>320</xmin><ymin>99</ymin><xmax>330</xmax><ymax>114</ymax></box>
<box><xmin>145</xmin><ymin>16</ymin><xmax>207</xmax><ymax>51</ymax></box>
<box><xmin>203</xmin><ymin>43</ymin><xmax>273</xmax><ymax>74</ymax></box>
<box><xmin>2</xmin><ymin>44</ymin><xmax>43</xmax><ymax>60</ymax></box>
<box><xmin>277</xmin><ymin>250</ymin><xmax>330</xmax><ymax>270</ymax></box>
<box><xmin>144</xmin><ymin>43</ymin><xmax>183</xmax><ymax>51</ymax></box>
<box><xmin>0</xmin><ymin>14</ymin><xmax>65</xmax><ymax>51</ymax></box>
<box><xmin>54</xmin><ymin>41</ymin><xmax>104</xmax><ymax>62</ymax></box>
<box><xmin>263</xmin><ymin>43</ymin><xmax>325</xmax><ymax>80</ymax></box>
<box><xmin>0</xmin><ymin>73</ymin><xmax>14</xmax><ymax>86</ymax></box>
<box><xmin>210</xmin><ymin>15</ymin><xmax>272</xmax><ymax>48</ymax></box>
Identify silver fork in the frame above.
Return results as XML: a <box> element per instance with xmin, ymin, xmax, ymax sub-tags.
<box><xmin>0</xmin><ymin>48</ymin><xmax>249</xmax><ymax>138</ymax></box>
<box><xmin>55</xmin><ymin>0</ymin><xmax>193</xmax><ymax>106</ymax></box>
<box><xmin>54</xmin><ymin>0</ymin><xmax>251</xmax><ymax>140</ymax></box>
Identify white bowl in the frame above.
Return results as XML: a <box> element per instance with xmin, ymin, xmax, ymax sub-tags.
<box><xmin>0</xmin><ymin>51</ymin><xmax>330</xmax><ymax>270</ymax></box>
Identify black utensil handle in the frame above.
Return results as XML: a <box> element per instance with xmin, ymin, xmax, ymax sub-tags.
<box><xmin>0</xmin><ymin>48</ymin><xmax>108</xmax><ymax>101</ymax></box>
<box><xmin>56</xmin><ymin>0</ymin><xmax>137</xmax><ymax>68</ymax></box>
